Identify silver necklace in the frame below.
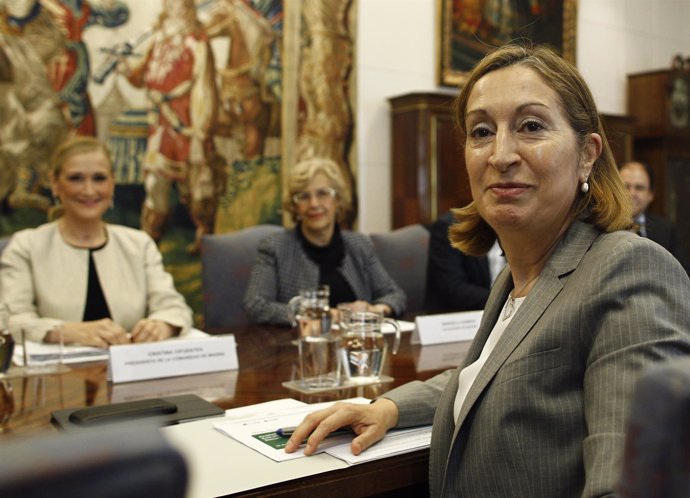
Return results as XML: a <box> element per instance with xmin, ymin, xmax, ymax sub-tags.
<box><xmin>502</xmin><ymin>273</ymin><xmax>540</xmax><ymax>321</ymax></box>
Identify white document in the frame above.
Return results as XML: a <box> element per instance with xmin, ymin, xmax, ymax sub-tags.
<box><xmin>326</xmin><ymin>426</ymin><xmax>432</xmax><ymax>465</ymax></box>
<box><xmin>413</xmin><ymin>311</ymin><xmax>483</xmax><ymax>345</ymax></box>
<box><xmin>108</xmin><ymin>333</ymin><xmax>238</xmax><ymax>383</ymax></box>
<box><xmin>13</xmin><ymin>342</ymin><xmax>108</xmax><ymax>366</ymax></box>
<box><xmin>223</xmin><ymin>398</ymin><xmax>308</xmax><ymax>421</ymax></box>
<box><xmin>334</xmin><ymin>320</ymin><xmax>414</xmax><ymax>335</ymax></box>
<box><xmin>382</xmin><ymin>319</ymin><xmax>416</xmax><ymax>335</ymax></box>
<box><xmin>12</xmin><ymin>328</ymin><xmax>214</xmax><ymax>367</ymax></box>
<box><xmin>214</xmin><ymin>398</ymin><xmax>370</xmax><ymax>462</ymax></box>
<box><xmin>214</xmin><ymin>397</ymin><xmax>433</xmax><ymax>466</ymax></box>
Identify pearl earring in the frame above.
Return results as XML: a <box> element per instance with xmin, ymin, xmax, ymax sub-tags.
<box><xmin>581</xmin><ymin>181</ymin><xmax>589</xmax><ymax>193</ymax></box>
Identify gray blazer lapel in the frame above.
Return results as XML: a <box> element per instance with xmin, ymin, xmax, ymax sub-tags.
<box><xmin>444</xmin><ymin>221</ymin><xmax>600</xmax><ymax>476</ymax></box>
<box><xmin>431</xmin><ymin>266</ymin><xmax>511</xmax><ymax>493</ymax></box>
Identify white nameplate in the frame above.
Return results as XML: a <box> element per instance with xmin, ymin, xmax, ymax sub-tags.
<box><xmin>412</xmin><ymin>311</ymin><xmax>483</xmax><ymax>345</ymax></box>
<box><xmin>414</xmin><ymin>341</ymin><xmax>472</xmax><ymax>372</ymax></box>
<box><xmin>108</xmin><ymin>334</ymin><xmax>238</xmax><ymax>384</ymax></box>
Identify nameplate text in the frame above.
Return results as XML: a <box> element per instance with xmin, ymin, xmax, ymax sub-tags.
<box><xmin>413</xmin><ymin>311</ymin><xmax>483</xmax><ymax>345</ymax></box>
<box><xmin>108</xmin><ymin>334</ymin><xmax>238</xmax><ymax>383</ymax></box>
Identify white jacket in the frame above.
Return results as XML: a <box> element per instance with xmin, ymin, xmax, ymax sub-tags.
<box><xmin>0</xmin><ymin>222</ymin><xmax>192</xmax><ymax>342</ymax></box>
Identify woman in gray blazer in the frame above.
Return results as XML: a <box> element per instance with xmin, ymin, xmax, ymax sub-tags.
<box><xmin>0</xmin><ymin>136</ymin><xmax>192</xmax><ymax>346</ymax></box>
<box><xmin>243</xmin><ymin>157</ymin><xmax>406</xmax><ymax>326</ymax></box>
<box><xmin>285</xmin><ymin>44</ymin><xmax>690</xmax><ymax>497</ymax></box>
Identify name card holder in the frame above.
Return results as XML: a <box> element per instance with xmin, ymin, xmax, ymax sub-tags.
<box><xmin>412</xmin><ymin>311</ymin><xmax>483</xmax><ymax>345</ymax></box>
<box><xmin>414</xmin><ymin>340</ymin><xmax>473</xmax><ymax>372</ymax></box>
<box><xmin>108</xmin><ymin>334</ymin><xmax>238</xmax><ymax>384</ymax></box>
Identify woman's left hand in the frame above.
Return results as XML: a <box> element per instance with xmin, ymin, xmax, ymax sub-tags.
<box><xmin>130</xmin><ymin>319</ymin><xmax>177</xmax><ymax>343</ymax></box>
<box><xmin>367</xmin><ymin>303</ymin><xmax>392</xmax><ymax>316</ymax></box>
<box><xmin>344</xmin><ymin>300</ymin><xmax>369</xmax><ymax>312</ymax></box>
<box><xmin>339</xmin><ymin>301</ymin><xmax>392</xmax><ymax>316</ymax></box>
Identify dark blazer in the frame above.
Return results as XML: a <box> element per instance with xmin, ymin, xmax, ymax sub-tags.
<box><xmin>425</xmin><ymin>211</ymin><xmax>491</xmax><ymax>312</ymax></box>
<box><xmin>243</xmin><ymin>229</ymin><xmax>406</xmax><ymax>325</ymax></box>
<box><xmin>384</xmin><ymin>220</ymin><xmax>690</xmax><ymax>498</ymax></box>
<box><xmin>644</xmin><ymin>211</ymin><xmax>689</xmax><ymax>274</ymax></box>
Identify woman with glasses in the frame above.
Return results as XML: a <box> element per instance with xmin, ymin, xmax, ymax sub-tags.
<box><xmin>243</xmin><ymin>157</ymin><xmax>406</xmax><ymax>325</ymax></box>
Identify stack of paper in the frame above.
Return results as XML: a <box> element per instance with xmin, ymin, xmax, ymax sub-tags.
<box><xmin>12</xmin><ymin>328</ymin><xmax>213</xmax><ymax>367</ymax></box>
<box><xmin>332</xmin><ymin>320</ymin><xmax>415</xmax><ymax>335</ymax></box>
<box><xmin>382</xmin><ymin>320</ymin><xmax>416</xmax><ymax>334</ymax></box>
<box><xmin>13</xmin><ymin>342</ymin><xmax>108</xmax><ymax>366</ymax></box>
<box><xmin>213</xmin><ymin>398</ymin><xmax>432</xmax><ymax>465</ymax></box>
<box><xmin>326</xmin><ymin>425</ymin><xmax>431</xmax><ymax>465</ymax></box>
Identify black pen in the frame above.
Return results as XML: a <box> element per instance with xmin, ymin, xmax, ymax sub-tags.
<box><xmin>276</xmin><ymin>426</ymin><xmax>352</xmax><ymax>438</ymax></box>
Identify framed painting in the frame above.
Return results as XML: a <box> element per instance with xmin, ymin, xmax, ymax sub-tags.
<box><xmin>437</xmin><ymin>0</ymin><xmax>578</xmax><ymax>87</ymax></box>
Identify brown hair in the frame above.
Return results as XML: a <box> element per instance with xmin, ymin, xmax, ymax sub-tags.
<box><xmin>49</xmin><ymin>135</ymin><xmax>113</xmax><ymax>220</ymax></box>
<box><xmin>283</xmin><ymin>157</ymin><xmax>352</xmax><ymax>224</ymax></box>
<box><xmin>449</xmin><ymin>43</ymin><xmax>633</xmax><ymax>256</ymax></box>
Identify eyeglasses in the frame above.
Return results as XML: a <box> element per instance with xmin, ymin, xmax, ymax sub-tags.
<box><xmin>292</xmin><ymin>187</ymin><xmax>336</xmax><ymax>204</ymax></box>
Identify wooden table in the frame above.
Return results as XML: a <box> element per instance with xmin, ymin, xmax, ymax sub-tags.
<box><xmin>0</xmin><ymin>325</ymin><xmax>462</xmax><ymax>497</ymax></box>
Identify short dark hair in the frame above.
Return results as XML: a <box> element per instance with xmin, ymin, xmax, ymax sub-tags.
<box><xmin>620</xmin><ymin>161</ymin><xmax>655</xmax><ymax>191</ymax></box>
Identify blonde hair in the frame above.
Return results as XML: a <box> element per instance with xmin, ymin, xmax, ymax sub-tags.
<box><xmin>284</xmin><ymin>158</ymin><xmax>352</xmax><ymax>224</ymax></box>
<box><xmin>449</xmin><ymin>43</ymin><xmax>633</xmax><ymax>256</ymax></box>
<box><xmin>49</xmin><ymin>135</ymin><xmax>113</xmax><ymax>220</ymax></box>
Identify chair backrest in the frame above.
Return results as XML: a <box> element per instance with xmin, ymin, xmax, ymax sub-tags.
<box><xmin>617</xmin><ymin>357</ymin><xmax>690</xmax><ymax>498</ymax></box>
<box><xmin>201</xmin><ymin>224</ymin><xmax>283</xmax><ymax>329</ymax></box>
<box><xmin>369</xmin><ymin>224</ymin><xmax>430</xmax><ymax>314</ymax></box>
<box><xmin>0</xmin><ymin>425</ymin><xmax>188</xmax><ymax>498</ymax></box>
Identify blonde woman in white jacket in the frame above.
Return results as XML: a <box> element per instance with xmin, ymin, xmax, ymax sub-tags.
<box><xmin>0</xmin><ymin>136</ymin><xmax>192</xmax><ymax>347</ymax></box>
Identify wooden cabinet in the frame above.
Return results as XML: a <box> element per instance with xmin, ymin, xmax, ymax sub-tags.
<box><xmin>389</xmin><ymin>92</ymin><xmax>635</xmax><ymax>228</ymax></box>
<box><xmin>389</xmin><ymin>92</ymin><xmax>469</xmax><ymax>228</ymax></box>
<box><xmin>628</xmin><ymin>60</ymin><xmax>690</xmax><ymax>138</ymax></box>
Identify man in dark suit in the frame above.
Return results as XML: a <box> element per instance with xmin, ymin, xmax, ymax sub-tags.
<box><xmin>425</xmin><ymin>211</ymin><xmax>505</xmax><ymax>312</ymax></box>
<box><xmin>619</xmin><ymin>161</ymin><xmax>689</xmax><ymax>274</ymax></box>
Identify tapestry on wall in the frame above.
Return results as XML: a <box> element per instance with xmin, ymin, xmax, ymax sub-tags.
<box><xmin>0</xmin><ymin>0</ymin><xmax>356</xmax><ymax>326</ymax></box>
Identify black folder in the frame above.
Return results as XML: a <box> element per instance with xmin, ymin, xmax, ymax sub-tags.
<box><xmin>51</xmin><ymin>394</ymin><xmax>224</xmax><ymax>432</ymax></box>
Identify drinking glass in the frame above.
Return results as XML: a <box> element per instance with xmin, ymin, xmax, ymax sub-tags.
<box><xmin>288</xmin><ymin>285</ymin><xmax>331</xmax><ymax>338</ymax></box>
<box><xmin>298</xmin><ymin>334</ymin><xmax>340</xmax><ymax>389</ymax></box>
<box><xmin>288</xmin><ymin>286</ymin><xmax>340</xmax><ymax>389</ymax></box>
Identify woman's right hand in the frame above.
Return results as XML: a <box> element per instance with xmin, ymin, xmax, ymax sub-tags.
<box><xmin>284</xmin><ymin>398</ymin><xmax>399</xmax><ymax>456</ymax></box>
<box><xmin>45</xmin><ymin>319</ymin><xmax>130</xmax><ymax>348</ymax></box>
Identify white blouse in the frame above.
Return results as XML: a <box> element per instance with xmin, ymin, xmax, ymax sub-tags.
<box><xmin>453</xmin><ymin>295</ymin><xmax>526</xmax><ymax>423</ymax></box>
